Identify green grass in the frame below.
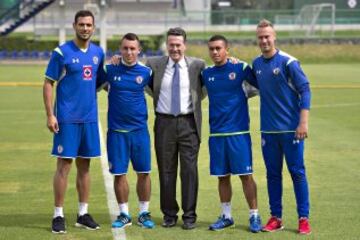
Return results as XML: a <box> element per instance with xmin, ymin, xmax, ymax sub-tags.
<box><xmin>0</xmin><ymin>63</ymin><xmax>360</xmax><ymax>240</ymax></box>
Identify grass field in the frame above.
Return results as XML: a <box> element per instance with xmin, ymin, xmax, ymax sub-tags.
<box><xmin>0</xmin><ymin>62</ymin><xmax>359</xmax><ymax>240</ymax></box>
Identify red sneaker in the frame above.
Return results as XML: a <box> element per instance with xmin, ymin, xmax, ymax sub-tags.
<box><xmin>298</xmin><ymin>217</ymin><xmax>311</xmax><ymax>235</ymax></box>
<box><xmin>262</xmin><ymin>216</ymin><xmax>284</xmax><ymax>232</ymax></box>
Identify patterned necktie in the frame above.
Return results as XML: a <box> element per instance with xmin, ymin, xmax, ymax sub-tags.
<box><xmin>171</xmin><ymin>62</ymin><xmax>181</xmax><ymax>116</ymax></box>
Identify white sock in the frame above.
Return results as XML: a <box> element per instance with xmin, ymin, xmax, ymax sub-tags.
<box><xmin>78</xmin><ymin>202</ymin><xmax>88</xmax><ymax>216</ymax></box>
<box><xmin>119</xmin><ymin>202</ymin><xmax>129</xmax><ymax>215</ymax></box>
<box><xmin>139</xmin><ymin>201</ymin><xmax>150</xmax><ymax>214</ymax></box>
<box><xmin>221</xmin><ymin>202</ymin><xmax>232</xmax><ymax>219</ymax></box>
<box><xmin>54</xmin><ymin>207</ymin><xmax>64</xmax><ymax>218</ymax></box>
<box><xmin>249</xmin><ymin>209</ymin><xmax>259</xmax><ymax>218</ymax></box>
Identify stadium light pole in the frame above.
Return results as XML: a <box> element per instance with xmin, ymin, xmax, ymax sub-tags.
<box><xmin>99</xmin><ymin>1</ymin><xmax>107</xmax><ymax>53</ymax></box>
<box><xmin>58</xmin><ymin>0</ymin><xmax>66</xmax><ymax>45</ymax></box>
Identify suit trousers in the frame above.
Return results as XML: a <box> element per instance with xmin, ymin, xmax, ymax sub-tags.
<box><xmin>154</xmin><ymin>113</ymin><xmax>200</xmax><ymax>223</ymax></box>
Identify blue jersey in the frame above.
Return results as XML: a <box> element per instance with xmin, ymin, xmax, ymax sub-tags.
<box><xmin>100</xmin><ymin>62</ymin><xmax>152</xmax><ymax>132</ymax></box>
<box><xmin>45</xmin><ymin>41</ymin><xmax>104</xmax><ymax>123</ymax></box>
<box><xmin>251</xmin><ymin>50</ymin><xmax>311</xmax><ymax>132</ymax></box>
<box><xmin>202</xmin><ymin>60</ymin><xmax>255</xmax><ymax>135</ymax></box>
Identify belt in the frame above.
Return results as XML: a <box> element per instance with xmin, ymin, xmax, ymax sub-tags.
<box><xmin>155</xmin><ymin>112</ymin><xmax>194</xmax><ymax>118</ymax></box>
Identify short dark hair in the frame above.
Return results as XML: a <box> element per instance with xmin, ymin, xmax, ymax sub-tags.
<box><xmin>208</xmin><ymin>34</ymin><xmax>228</xmax><ymax>47</ymax></box>
<box><xmin>166</xmin><ymin>27</ymin><xmax>186</xmax><ymax>42</ymax></box>
<box><xmin>120</xmin><ymin>32</ymin><xmax>140</xmax><ymax>45</ymax></box>
<box><xmin>74</xmin><ymin>10</ymin><xmax>95</xmax><ymax>24</ymax></box>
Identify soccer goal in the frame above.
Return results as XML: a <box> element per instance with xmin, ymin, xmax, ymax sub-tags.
<box><xmin>294</xmin><ymin>3</ymin><xmax>336</xmax><ymax>37</ymax></box>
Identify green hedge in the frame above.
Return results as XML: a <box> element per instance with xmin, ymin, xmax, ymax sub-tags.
<box><xmin>0</xmin><ymin>35</ymin><xmax>164</xmax><ymax>52</ymax></box>
<box><xmin>0</xmin><ymin>36</ymin><xmax>58</xmax><ymax>51</ymax></box>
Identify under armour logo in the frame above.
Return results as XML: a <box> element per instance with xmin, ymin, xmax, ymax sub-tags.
<box><xmin>208</xmin><ymin>77</ymin><xmax>215</xmax><ymax>82</ymax></box>
<box><xmin>293</xmin><ymin>139</ymin><xmax>300</xmax><ymax>144</ymax></box>
<box><xmin>256</xmin><ymin>70</ymin><xmax>261</xmax><ymax>75</ymax></box>
<box><xmin>72</xmin><ymin>58</ymin><xmax>80</xmax><ymax>63</ymax></box>
<box><xmin>113</xmin><ymin>76</ymin><xmax>121</xmax><ymax>81</ymax></box>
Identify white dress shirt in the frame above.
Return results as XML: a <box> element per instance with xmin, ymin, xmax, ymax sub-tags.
<box><xmin>156</xmin><ymin>57</ymin><xmax>193</xmax><ymax>115</ymax></box>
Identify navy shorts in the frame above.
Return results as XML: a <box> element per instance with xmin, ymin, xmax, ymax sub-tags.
<box><xmin>209</xmin><ymin>133</ymin><xmax>253</xmax><ymax>176</ymax></box>
<box><xmin>52</xmin><ymin>122</ymin><xmax>100</xmax><ymax>158</ymax></box>
<box><xmin>107</xmin><ymin>128</ymin><xmax>151</xmax><ymax>175</ymax></box>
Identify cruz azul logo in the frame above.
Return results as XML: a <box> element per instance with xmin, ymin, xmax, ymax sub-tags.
<box><xmin>93</xmin><ymin>56</ymin><xmax>99</xmax><ymax>65</ymax></box>
<box><xmin>273</xmin><ymin>67</ymin><xmax>280</xmax><ymax>75</ymax></box>
<box><xmin>136</xmin><ymin>76</ymin><xmax>143</xmax><ymax>84</ymax></box>
<box><xmin>83</xmin><ymin>65</ymin><xmax>92</xmax><ymax>80</ymax></box>
<box><xmin>228</xmin><ymin>72</ymin><xmax>236</xmax><ymax>80</ymax></box>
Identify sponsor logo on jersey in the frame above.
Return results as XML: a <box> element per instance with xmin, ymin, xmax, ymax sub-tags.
<box><xmin>136</xmin><ymin>76</ymin><xmax>143</xmax><ymax>84</ymax></box>
<box><xmin>57</xmin><ymin>145</ymin><xmax>63</xmax><ymax>154</ymax></box>
<box><xmin>72</xmin><ymin>58</ymin><xmax>80</xmax><ymax>64</ymax></box>
<box><xmin>273</xmin><ymin>67</ymin><xmax>280</xmax><ymax>75</ymax></box>
<box><xmin>229</xmin><ymin>72</ymin><xmax>236</xmax><ymax>80</ymax></box>
<box><xmin>208</xmin><ymin>77</ymin><xmax>215</xmax><ymax>82</ymax></box>
<box><xmin>113</xmin><ymin>76</ymin><xmax>121</xmax><ymax>81</ymax></box>
<box><xmin>83</xmin><ymin>65</ymin><xmax>93</xmax><ymax>80</ymax></box>
<box><xmin>93</xmin><ymin>56</ymin><xmax>99</xmax><ymax>65</ymax></box>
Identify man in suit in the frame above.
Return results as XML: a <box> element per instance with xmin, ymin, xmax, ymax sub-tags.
<box><xmin>146</xmin><ymin>27</ymin><xmax>205</xmax><ymax>230</ymax></box>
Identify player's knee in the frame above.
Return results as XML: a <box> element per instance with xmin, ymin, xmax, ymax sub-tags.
<box><xmin>240</xmin><ymin>174</ymin><xmax>253</xmax><ymax>183</ymax></box>
<box><xmin>137</xmin><ymin>173</ymin><xmax>150</xmax><ymax>181</ymax></box>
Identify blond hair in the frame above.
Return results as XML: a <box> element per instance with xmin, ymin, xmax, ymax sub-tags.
<box><xmin>257</xmin><ymin>19</ymin><xmax>274</xmax><ymax>29</ymax></box>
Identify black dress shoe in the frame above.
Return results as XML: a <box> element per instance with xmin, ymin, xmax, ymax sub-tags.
<box><xmin>162</xmin><ymin>218</ymin><xmax>177</xmax><ymax>228</ymax></box>
<box><xmin>182</xmin><ymin>222</ymin><xmax>196</xmax><ymax>230</ymax></box>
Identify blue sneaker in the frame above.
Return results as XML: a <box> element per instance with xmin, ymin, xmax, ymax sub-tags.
<box><xmin>112</xmin><ymin>212</ymin><xmax>132</xmax><ymax>228</ymax></box>
<box><xmin>249</xmin><ymin>214</ymin><xmax>262</xmax><ymax>233</ymax></box>
<box><xmin>209</xmin><ymin>215</ymin><xmax>234</xmax><ymax>231</ymax></box>
<box><xmin>138</xmin><ymin>211</ymin><xmax>155</xmax><ymax>229</ymax></box>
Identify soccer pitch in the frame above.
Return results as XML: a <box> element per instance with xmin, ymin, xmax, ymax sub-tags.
<box><xmin>0</xmin><ymin>63</ymin><xmax>359</xmax><ymax>240</ymax></box>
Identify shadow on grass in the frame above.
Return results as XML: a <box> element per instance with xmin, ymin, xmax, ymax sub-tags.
<box><xmin>0</xmin><ymin>213</ymin><xmax>111</xmax><ymax>233</ymax></box>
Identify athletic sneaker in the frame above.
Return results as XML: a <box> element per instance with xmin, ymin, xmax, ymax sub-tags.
<box><xmin>298</xmin><ymin>217</ymin><xmax>311</xmax><ymax>235</ymax></box>
<box><xmin>52</xmin><ymin>216</ymin><xmax>66</xmax><ymax>234</ymax></box>
<box><xmin>262</xmin><ymin>216</ymin><xmax>284</xmax><ymax>232</ymax></box>
<box><xmin>75</xmin><ymin>213</ymin><xmax>100</xmax><ymax>230</ymax></box>
<box><xmin>209</xmin><ymin>215</ymin><xmax>234</xmax><ymax>231</ymax></box>
<box><xmin>249</xmin><ymin>214</ymin><xmax>262</xmax><ymax>233</ymax></box>
<box><xmin>137</xmin><ymin>211</ymin><xmax>155</xmax><ymax>229</ymax></box>
<box><xmin>112</xmin><ymin>212</ymin><xmax>132</xmax><ymax>229</ymax></box>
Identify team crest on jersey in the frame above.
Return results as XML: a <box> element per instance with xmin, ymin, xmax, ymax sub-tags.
<box><xmin>93</xmin><ymin>56</ymin><xmax>99</xmax><ymax>65</ymax></box>
<box><xmin>273</xmin><ymin>68</ymin><xmax>280</xmax><ymax>75</ymax></box>
<box><xmin>135</xmin><ymin>76</ymin><xmax>143</xmax><ymax>84</ymax></box>
<box><xmin>83</xmin><ymin>65</ymin><xmax>93</xmax><ymax>80</ymax></box>
<box><xmin>57</xmin><ymin>145</ymin><xmax>63</xmax><ymax>154</ymax></box>
<box><xmin>229</xmin><ymin>72</ymin><xmax>236</xmax><ymax>80</ymax></box>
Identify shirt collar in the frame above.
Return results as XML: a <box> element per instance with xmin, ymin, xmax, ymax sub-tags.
<box><xmin>121</xmin><ymin>59</ymin><xmax>137</xmax><ymax>67</ymax></box>
<box><xmin>168</xmin><ymin>57</ymin><xmax>186</xmax><ymax>68</ymax></box>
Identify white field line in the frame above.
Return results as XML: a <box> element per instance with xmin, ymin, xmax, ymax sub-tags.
<box><xmin>98</xmin><ymin>122</ymin><xmax>126</xmax><ymax>240</ymax></box>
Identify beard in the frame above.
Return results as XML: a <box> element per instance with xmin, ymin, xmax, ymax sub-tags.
<box><xmin>76</xmin><ymin>32</ymin><xmax>92</xmax><ymax>42</ymax></box>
